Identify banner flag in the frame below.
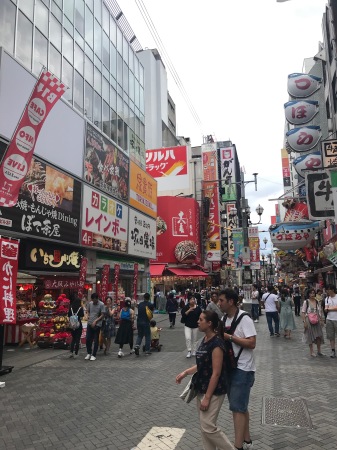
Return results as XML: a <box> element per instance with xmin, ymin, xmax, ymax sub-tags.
<box><xmin>101</xmin><ymin>264</ymin><xmax>110</xmax><ymax>302</ymax></box>
<box><xmin>0</xmin><ymin>238</ymin><xmax>20</xmax><ymax>324</ymax></box>
<box><xmin>77</xmin><ymin>257</ymin><xmax>88</xmax><ymax>300</ymax></box>
<box><xmin>0</xmin><ymin>68</ymin><xmax>67</xmax><ymax>207</ymax></box>
<box><xmin>114</xmin><ymin>264</ymin><xmax>120</xmax><ymax>301</ymax></box>
<box><xmin>133</xmin><ymin>263</ymin><xmax>139</xmax><ymax>300</ymax></box>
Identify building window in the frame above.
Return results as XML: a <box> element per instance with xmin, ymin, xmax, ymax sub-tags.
<box><xmin>75</xmin><ymin>0</ymin><xmax>85</xmax><ymax>37</ymax></box>
<box><xmin>49</xmin><ymin>44</ymin><xmax>61</xmax><ymax>78</ymax></box>
<box><xmin>17</xmin><ymin>12</ymin><xmax>33</xmax><ymax>70</ymax></box>
<box><xmin>118</xmin><ymin>116</ymin><xmax>124</xmax><ymax>149</ymax></box>
<box><xmin>51</xmin><ymin>1</ymin><xmax>62</xmax><ymax>22</ymax></box>
<box><xmin>62</xmin><ymin>57</ymin><xmax>73</xmax><ymax>104</ymax></box>
<box><xmin>35</xmin><ymin>0</ymin><xmax>49</xmax><ymax>38</ymax></box>
<box><xmin>102</xmin><ymin>4</ymin><xmax>110</xmax><ymax>34</ymax></box>
<box><xmin>102</xmin><ymin>100</ymin><xmax>110</xmax><ymax>138</ymax></box>
<box><xmin>110</xmin><ymin>15</ymin><xmax>116</xmax><ymax>46</ymax></box>
<box><xmin>110</xmin><ymin>108</ymin><xmax>117</xmax><ymax>143</ymax></box>
<box><xmin>94</xmin><ymin>66</ymin><xmax>102</xmax><ymax>94</ymax></box>
<box><xmin>33</xmin><ymin>28</ymin><xmax>48</xmax><ymax>76</ymax></box>
<box><xmin>0</xmin><ymin>0</ymin><xmax>16</xmax><ymax>55</ymax></box>
<box><xmin>85</xmin><ymin>6</ymin><xmax>94</xmax><ymax>49</ymax></box>
<box><xmin>63</xmin><ymin>31</ymin><xmax>73</xmax><ymax>64</ymax></box>
<box><xmin>102</xmin><ymin>32</ymin><xmax>110</xmax><ymax>69</ymax></box>
<box><xmin>64</xmin><ymin>0</ymin><xmax>74</xmax><ymax>22</ymax></box>
<box><xmin>102</xmin><ymin>76</ymin><xmax>109</xmax><ymax>104</ymax></box>
<box><xmin>85</xmin><ymin>81</ymin><xmax>93</xmax><ymax>121</ymax></box>
<box><xmin>94</xmin><ymin>19</ymin><xmax>102</xmax><ymax>60</ymax></box>
<box><xmin>110</xmin><ymin>43</ymin><xmax>117</xmax><ymax>80</ymax></box>
<box><xmin>74</xmin><ymin>70</ymin><xmax>84</xmax><ymax>113</ymax></box>
<box><xmin>117</xmin><ymin>53</ymin><xmax>123</xmax><ymax>87</ymax></box>
<box><xmin>50</xmin><ymin>15</ymin><xmax>62</xmax><ymax>51</ymax></box>
<box><xmin>74</xmin><ymin>43</ymin><xmax>84</xmax><ymax>75</ymax></box>
<box><xmin>19</xmin><ymin>0</ymin><xmax>34</xmax><ymax>22</ymax></box>
<box><xmin>93</xmin><ymin>91</ymin><xmax>102</xmax><ymax>129</ymax></box>
<box><xmin>85</xmin><ymin>55</ymin><xmax>94</xmax><ymax>85</ymax></box>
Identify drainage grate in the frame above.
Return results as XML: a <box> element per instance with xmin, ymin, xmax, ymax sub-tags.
<box><xmin>262</xmin><ymin>397</ymin><xmax>313</xmax><ymax>429</ymax></box>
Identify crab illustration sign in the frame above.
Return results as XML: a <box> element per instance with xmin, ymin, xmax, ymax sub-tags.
<box><xmin>286</xmin><ymin>126</ymin><xmax>321</xmax><ymax>152</ymax></box>
<box><xmin>287</xmin><ymin>73</ymin><xmax>322</xmax><ymax>98</ymax></box>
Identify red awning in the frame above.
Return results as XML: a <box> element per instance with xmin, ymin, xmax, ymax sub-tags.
<box><xmin>168</xmin><ymin>268</ymin><xmax>208</xmax><ymax>277</ymax></box>
<box><xmin>150</xmin><ymin>264</ymin><xmax>166</xmax><ymax>276</ymax></box>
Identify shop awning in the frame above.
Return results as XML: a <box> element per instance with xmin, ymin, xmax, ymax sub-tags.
<box><xmin>168</xmin><ymin>268</ymin><xmax>209</xmax><ymax>277</ymax></box>
<box><xmin>16</xmin><ymin>272</ymin><xmax>37</xmax><ymax>284</ymax></box>
<box><xmin>150</xmin><ymin>264</ymin><xmax>167</xmax><ymax>276</ymax></box>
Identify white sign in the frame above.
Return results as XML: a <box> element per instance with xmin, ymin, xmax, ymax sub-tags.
<box><xmin>219</xmin><ymin>146</ymin><xmax>237</xmax><ymax>201</ymax></box>
<box><xmin>286</xmin><ymin>126</ymin><xmax>321</xmax><ymax>152</ymax></box>
<box><xmin>284</xmin><ymin>100</ymin><xmax>318</xmax><ymax>125</ymax></box>
<box><xmin>322</xmin><ymin>139</ymin><xmax>337</xmax><ymax>169</ymax></box>
<box><xmin>293</xmin><ymin>152</ymin><xmax>322</xmax><ymax>178</ymax></box>
<box><xmin>305</xmin><ymin>170</ymin><xmax>334</xmax><ymax>220</ymax></box>
<box><xmin>81</xmin><ymin>184</ymin><xmax>128</xmax><ymax>252</ymax></box>
<box><xmin>128</xmin><ymin>209</ymin><xmax>156</xmax><ymax>259</ymax></box>
<box><xmin>287</xmin><ymin>73</ymin><xmax>322</xmax><ymax>98</ymax></box>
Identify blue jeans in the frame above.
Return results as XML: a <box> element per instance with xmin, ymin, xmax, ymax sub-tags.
<box><xmin>266</xmin><ymin>311</ymin><xmax>279</xmax><ymax>335</ymax></box>
<box><xmin>251</xmin><ymin>304</ymin><xmax>259</xmax><ymax>321</ymax></box>
<box><xmin>228</xmin><ymin>369</ymin><xmax>255</xmax><ymax>413</ymax></box>
<box><xmin>135</xmin><ymin>322</ymin><xmax>151</xmax><ymax>351</ymax></box>
<box><xmin>86</xmin><ymin>325</ymin><xmax>100</xmax><ymax>356</ymax></box>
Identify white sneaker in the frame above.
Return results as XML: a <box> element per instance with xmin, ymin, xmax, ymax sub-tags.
<box><xmin>191</xmin><ymin>351</ymin><xmax>196</xmax><ymax>357</ymax></box>
<box><xmin>84</xmin><ymin>354</ymin><xmax>91</xmax><ymax>360</ymax></box>
<box><xmin>254</xmin><ymin>320</ymin><xmax>259</xmax><ymax>323</ymax></box>
<box><xmin>118</xmin><ymin>350</ymin><xmax>124</xmax><ymax>358</ymax></box>
<box><xmin>90</xmin><ymin>355</ymin><xmax>96</xmax><ymax>361</ymax></box>
<box><xmin>186</xmin><ymin>351</ymin><xmax>191</xmax><ymax>358</ymax></box>
<box><xmin>243</xmin><ymin>441</ymin><xmax>253</xmax><ymax>449</ymax></box>
<box><xmin>130</xmin><ymin>349</ymin><xmax>135</xmax><ymax>354</ymax></box>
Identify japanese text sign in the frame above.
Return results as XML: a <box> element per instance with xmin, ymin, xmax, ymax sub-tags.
<box><xmin>286</xmin><ymin>126</ymin><xmax>321</xmax><ymax>152</ymax></box>
<box><xmin>269</xmin><ymin>221</ymin><xmax>322</xmax><ymax>250</ymax></box>
<box><xmin>78</xmin><ymin>257</ymin><xmax>88</xmax><ymax>299</ymax></box>
<box><xmin>305</xmin><ymin>170</ymin><xmax>334</xmax><ymax>219</ymax></box>
<box><xmin>133</xmin><ymin>263</ymin><xmax>138</xmax><ymax>300</ymax></box>
<box><xmin>220</xmin><ymin>146</ymin><xmax>237</xmax><ymax>201</ymax></box>
<box><xmin>284</xmin><ymin>100</ymin><xmax>318</xmax><ymax>125</ymax></box>
<box><xmin>322</xmin><ymin>139</ymin><xmax>337</xmax><ymax>169</ymax></box>
<box><xmin>114</xmin><ymin>264</ymin><xmax>120</xmax><ymax>299</ymax></box>
<box><xmin>287</xmin><ymin>73</ymin><xmax>322</xmax><ymax>98</ymax></box>
<box><xmin>0</xmin><ymin>238</ymin><xmax>19</xmax><ymax>324</ymax></box>
<box><xmin>100</xmin><ymin>264</ymin><xmax>110</xmax><ymax>302</ymax></box>
<box><xmin>84</xmin><ymin>124</ymin><xmax>129</xmax><ymax>202</ymax></box>
<box><xmin>45</xmin><ymin>278</ymin><xmax>83</xmax><ymax>290</ymax></box>
<box><xmin>0</xmin><ymin>156</ymin><xmax>81</xmax><ymax>244</ymax></box>
<box><xmin>293</xmin><ymin>151</ymin><xmax>322</xmax><ymax>178</ymax></box>
<box><xmin>248</xmin><ymin>227</ymin><xmax>260</xmax><ymax>270</ymax></box>
<box><xmin>128</xmin><ymin>209</ymin><xmax>156</xmax><ymax>259</ymax></box>
<box><xmin>130</xmin><ymin>161</ymin><xmax>157</xmax><ymax>218</ymax></box>
<box><xmin>81</xmin><ymin>184</ymin><xmax>128</xmax><ymax>252</ymax></box>
<box><xmin>0</xmin><ymin>69</ymin><xmax>67</xmax><ymax>207</ymax></box>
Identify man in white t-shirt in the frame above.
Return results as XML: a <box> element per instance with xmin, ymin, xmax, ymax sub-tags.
<box><xmin>324</xmin><ymin>284</ymin><xmax>337</xmax><ymax>358</ymax></box>
<box><xmin>251</xmin><ymin>284</ymin><xmax>260</xmax><ymax>323</ymax></box>
<box><xmin>219</xmin><ymin>288</ymin><xmax>256</xmax><ymax>450</ymax></box>
<box><xmin>261</xmin><ymin>286</ymin><xmax>280</xmax><ymax>337</ymax></box>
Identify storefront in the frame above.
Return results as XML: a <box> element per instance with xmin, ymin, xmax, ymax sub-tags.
<box><xmin>150</xmin><ymin>265</ymin><xmax>208</xmax><ymax>295</ymax></box>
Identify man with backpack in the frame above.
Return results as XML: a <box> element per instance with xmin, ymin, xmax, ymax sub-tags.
<box><xmin>84</xmin><ymin>293</ymin><xmax>105</xmax><ymax>361</ymax></box>
<box><xmin>218</xmin><ymin>288</ymin><xmax>256</xmax><ymax>450</ymax></box>
<box><xmin>134</xmin><ymin>292</ymin><xmax>154</xmax><ymax>356</ymax></box>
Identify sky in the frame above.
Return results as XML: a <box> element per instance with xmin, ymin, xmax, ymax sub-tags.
<box><xmin>117</xmin><ymin>0</ymin><xmax>328</xmax><ymax>253</ymax></box>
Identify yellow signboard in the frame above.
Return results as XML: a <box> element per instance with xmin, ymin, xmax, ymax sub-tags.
<box><xmin>129</xmin><ymin>161</ymin><xmax>157</xmax><ymax>218</ymax></box>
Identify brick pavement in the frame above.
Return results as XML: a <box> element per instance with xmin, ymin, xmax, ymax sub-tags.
<box><xmin>1</xmin><ymin>312</ymin><xmax>337</xmax><ymax>449</ymax></box>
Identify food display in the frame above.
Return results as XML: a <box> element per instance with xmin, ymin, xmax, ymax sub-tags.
<box><xmin>36</xmin><ymin>294</ymin><xmax>71</xmax><ymax>349</ymax></box>
<box><xmin>156</xmin><ymin>217</ymin><xmax>167</xmax><ymax>235</ymax></box>
<box><xmin>174</xmin><ymin>240</ymin><xmax>198</xmax><ymax>263</ymax></box>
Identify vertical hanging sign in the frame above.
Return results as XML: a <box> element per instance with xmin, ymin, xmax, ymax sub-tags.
<box><xmin>133</xmin><ymin>263</ymin><xmax>139</xmax><ymax>301</ymax></box>
<box><xmin>77</xmin><ymin>257</ymin><xmax>88</xmax><ymax>300</ymax></box>
<box><xmin>114</xmin><ymin>264</ymin><xmax>120</xmax><ymax>300</ymax></box>
<box><xmin>100</xmin><ymin>264</ymin><xmax>110</xmax><ymax>302</ymax></box>
<box><xmin>0</xmin><ymin>69</ymin><xmax>67</xmax><ymax>207</ymax></box>
<box><xmin>0</xmin><ymin>238</ymin><xmax>20</xmax><ymax>324</ymax></box>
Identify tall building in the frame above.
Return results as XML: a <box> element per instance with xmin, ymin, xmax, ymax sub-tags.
<box><xmin>0</xmin><ymin>0</ymin><xmax>159</xmax><ymax>302</ymax></box>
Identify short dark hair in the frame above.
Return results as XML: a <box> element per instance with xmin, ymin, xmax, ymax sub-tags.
<box><xmin>144</xmin><ymin>293</ymin><xmax>150</xmax><ymax>301</ymax></box>
<box><xmin>267</xmin><ymin>285</ymin><xmax>274</xmax><ymax>292</ymax></box>
<box><xmin>91</xmin><ymin>293</ymin><xmax>99</xmax><ymax>300</ymax></box>
<box><xmin>168</xmin><ymin>292</ymin><xmax>174</xmax><ymax>299</ymax></box>
<box><xmin>219</xmin><ymin>288</ymin><xmax>239</xmax><ymax>305</ymax></box>
<box><xmin>150</xmin><ymin>319</ymin><xmax>156</xmax><ymax>327</ymax></box>
<box><xmin>326</xmin><ymin>284</ymin><xmax>336</xmax><ymax>293</ymax></box>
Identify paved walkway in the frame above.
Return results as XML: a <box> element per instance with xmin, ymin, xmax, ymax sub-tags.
<box><xmin>1</xmin><ymin>312</ymin><xmax>337</xmax><ymax>449</ymax></box>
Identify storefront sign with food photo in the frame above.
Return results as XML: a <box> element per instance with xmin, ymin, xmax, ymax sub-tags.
<box><xmin>129</xmin><ymin>161</ymin><xmax>157</xmax><ymax>219</ymax></box>
<box><xmin>0</xmin><ymin>156</ymin><xmax>81</xmax><ymax>244</ymax></box>
<box><xmin>84</xmin><ymin>124</ymin><xmax>129</xmax><ymax>202</ymax></box>
<box><xmin>81</xmin><ymin>184</ymin><xmax>128</xmax><ymax>253</ymax></box>
<box><xmin>128</xmin><ymin>209</ymin><xmax>156</xmax><ymax>259</ymax></box>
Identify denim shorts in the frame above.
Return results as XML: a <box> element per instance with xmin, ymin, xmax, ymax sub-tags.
<box><xmin>228</xmin><ymin>369</ymin><xmax>255</xmax><ymax>413</ymax></box>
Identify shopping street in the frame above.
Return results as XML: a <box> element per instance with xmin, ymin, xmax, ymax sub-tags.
<box><xmin>1</xmin><ymin>311</ymin><xmax>337</xmax><ymax>450</ymax></box>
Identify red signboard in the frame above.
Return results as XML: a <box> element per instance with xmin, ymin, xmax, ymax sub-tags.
<box><xmin>152</xmin><ymin>197</ymin><xmax>200</xmax><ymax>264</ymax></box>
<box><xmin>114</xmin><ymin>264</ymin><xmax>120</xmax><ymax>300</ymax></box>
<box><xmin>44</xmin><ymin>278</ymin><xmax>83</xmax><ymax>290</ymax></box>
<box><xmin>77</xmin><ymin>257</ymin><xmax>88</xmax><ymax>299</ymax></box>
<box><xmin>0</xmin><ymin>238</ymin><xmax>20</xmax><ymax>324</ymax></box>
<box><xmin>133</xmin><ymin>263</ymin><xmax>139</xmax><ymax>300</ymax></box>
<box><xmin>146</xmin><ymin>146</ymin><xmax>188</xmax><ymax>178</ymax></box>
<box><xmin>0</xmin><ymin>69</ymin><xmax>67</xmax><ymax>207</ymax></box>
<box><xmin>101</xmin><ymin>264</ymin><xmax>110</xmax><ymax>302</ymax></box>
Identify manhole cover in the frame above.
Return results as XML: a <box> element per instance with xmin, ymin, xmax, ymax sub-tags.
<box><xmin>262</xmin><ymin>397</ymin><xmax>313</xmax><ymax>429</ymax></box>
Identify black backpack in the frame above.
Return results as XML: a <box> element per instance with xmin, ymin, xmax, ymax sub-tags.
<box><xmin>222</xmin><ymin>309</ymin><xmax>250</xmax><ymax>370</ymax></box>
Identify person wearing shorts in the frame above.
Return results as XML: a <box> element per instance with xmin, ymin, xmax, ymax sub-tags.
<box><xmin>218</xmin><ymin>288</ymin><xmax>256</xmax><ymax>450</ymax></box>
<box><xmin>324</xmin><ymin>284</ymin><xmax>337</xmax><ymax>358</ymax></box>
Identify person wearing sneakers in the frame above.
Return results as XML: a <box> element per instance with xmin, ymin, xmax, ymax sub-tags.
<box><xmin>114</xmin><ymin>298</ymin><xmax>135</xmax><ymax>357</ymax></box>
<box><xmin>181</xmin><ymin>296</ymin><xmax>202</xmax><ymax>358</ymax></box>
<box><xmin>68</xmin><ymin>294</ymin><xmax>84</xmax><ymax>358</ymax></box>
<box><xmin>134</xmin><ymin>293</ymin><xmax>154</xmax><ymax>356</ymax></box>
<box><xmin>324</xmin><ymin>284</ymin><xmax>337</xmax><ymax>358</ymax></box>
<box><xmin>261</xmin><ymin>285</ymin><xmax>280</xmax><ymax>337</ymax></box>
<box><xmin>85</xmin><ymin>293</ymin><xmax>105</xmax><ymax>361</ymax></box>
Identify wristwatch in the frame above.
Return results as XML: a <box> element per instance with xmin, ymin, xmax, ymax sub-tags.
<box><xmin>229</xmin><ymin>335</ymin><xmax>233</xmax><ymax>342</ymax></box>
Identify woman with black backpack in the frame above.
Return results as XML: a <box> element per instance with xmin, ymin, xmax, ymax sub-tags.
<box><xmin>68</xmin><ymin>294</ymin><xmax>84</xmax><ymax>358</ymax></box>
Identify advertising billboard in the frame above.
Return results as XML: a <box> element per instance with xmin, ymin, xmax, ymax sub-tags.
<box><xmin>128</xmin><ymin>208</ymin><xmax>156</xmax><ymax>259</ymax></box>
<box><xmin>129</xmin><ymin>161</ymin><xmax>157</xmax><ymax>219</ymax></box>
<box><xmin>153</xmin><ymin>197</ymin><xmax>200</xmax><ymax>264</ymax></box>
<box><xmin>81</xmin><ymin>184</ymin><xmax>128</xmax><ymax>253</ymax></box>
<box><xmin>202</xmin><ymin>143</ymin><xmax>221</xmax><ymax>262</ymax></box>
<box><xmin>146</xmin><ymin>146</ymin><xmax>189</xmax><ymax>191</ymax></box>
<box><xmin>219</xmin><ymin>146</ymin><xmax>237</xmax><ymax>201</ymax></box>
<box><xmin>84</xmin><ymin>123</ymin><xmax>129</xmax><ymax>202</ymax></box>
<box><xmin>0</xmin><ymin>156</ymin><xmax>81</xmax><ymax>244</ymax></box>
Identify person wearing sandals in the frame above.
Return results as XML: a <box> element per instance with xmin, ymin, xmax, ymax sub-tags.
<box><xmin>279</xmin><ymin>289</ymin><xmax>296</xmax><ymax>339</ymax></box>
<box><xmin>102</xmin><ymin>296</ymin><xmax>116</xmax><ymax>355</ymax></box>
<box><xmin>114</xmin><ymin>298</ymin><xmax>135</xmax><ymax>357</ymax></box>
<box><xmin>302</xmin><ymin>288</ymin><xmax>324</xmax><ymax>357</ymax></box>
